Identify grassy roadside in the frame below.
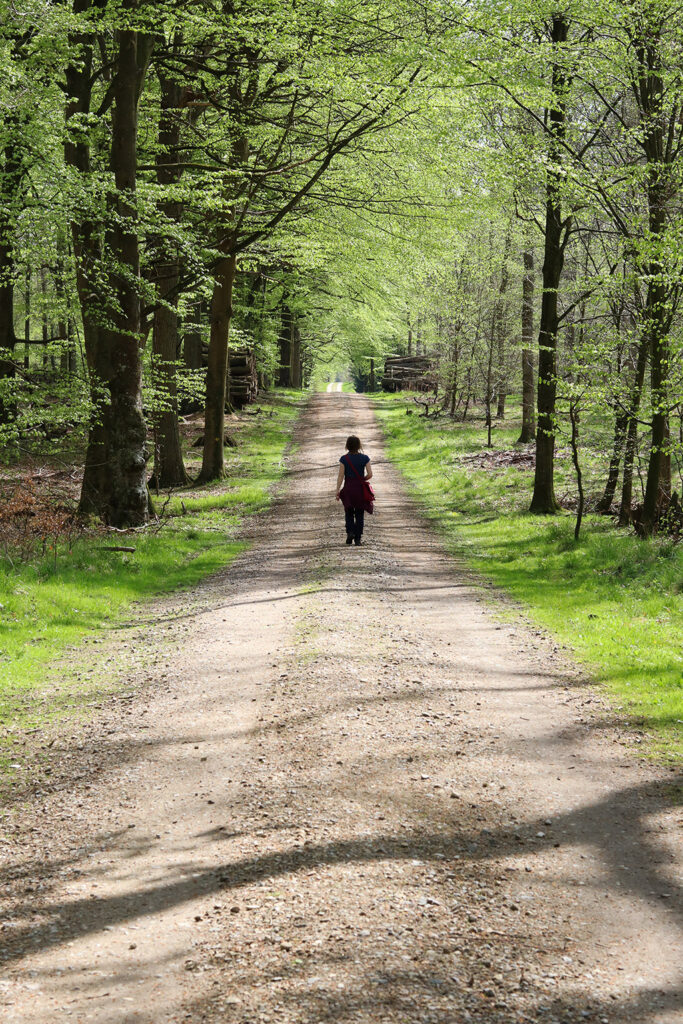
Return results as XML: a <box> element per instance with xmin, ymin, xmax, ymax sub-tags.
<box><xmin>0</xmin><ymin>390</ymin><xmax>303</xmax><ymax>747</ymax></box>
<box><xmin>371</xmin><ymin>392</ymin><xmax>683</xmax><ymax>762</ymax></box>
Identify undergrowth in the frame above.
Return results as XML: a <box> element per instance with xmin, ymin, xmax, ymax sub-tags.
<box><xmin>372</xmin><ymin>392</ymin><xmax>683</xmax><ymax>762</ymax></box>
<box><xmin>0</xmin><ymin>390</ymin><xmax>302</xmax><ymax>752</ymax></box>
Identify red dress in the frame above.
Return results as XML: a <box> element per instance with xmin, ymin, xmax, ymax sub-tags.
<box><xmin>339</xmin><ymin>453</ymin><xmax>373</xmax><ymax>512</ymax></box>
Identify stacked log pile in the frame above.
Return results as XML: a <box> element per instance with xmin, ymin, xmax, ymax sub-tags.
<box><xmin>382</xmin><ymin>355</ymin><xmax>435</xmax><ymax>393</ymax></box>
<box><xmin>227</xmin><ymin>346</ymin><xmax>258</xmax><ymax>408</ymax></box>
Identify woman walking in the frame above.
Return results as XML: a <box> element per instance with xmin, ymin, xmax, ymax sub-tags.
<box><xmin>335</xmin><ymin>435</ymin><xmax>373</xmax><ymax>546</ymax></box>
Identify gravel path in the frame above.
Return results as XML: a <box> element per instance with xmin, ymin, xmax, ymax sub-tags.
<box><xmin>1</xmin><ymin>392</ymin><xmax>681</xmax><ymax>1024</ymax></box>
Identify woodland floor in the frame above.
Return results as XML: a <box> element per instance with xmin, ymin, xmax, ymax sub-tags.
<box><xmin>0</xmin><ymin>392</ymin><xmax>681</xmax><ymax>1024</ymax></box>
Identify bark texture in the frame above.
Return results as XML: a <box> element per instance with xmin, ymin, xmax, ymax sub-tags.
<box><xmin>634</xmin><ymin>19</ymin><xmax>675</xmax><ymax>534</ymax></box>
<box><xmin>530</xmin><ymin>14</ymin><xmax>569</xmax><ymax>514</ymax></box>
<box><xmin>199</xmin><ymin>253</ymin><xmax>237</xmax><ymax>482</ymax></box>
<box><xmin>78</xmin><ymin>26</ymin><xmax>152</xmax><ymax>525</ymax></box>
<box><xmin>65</xmin><ymin>10</ymin><xmax>108</xmax><ymax>514</ymax></box>
<box><xmin>151</xmin><ymin>69</ymin><xmax>188</xmax><ymax>487</ymax></box>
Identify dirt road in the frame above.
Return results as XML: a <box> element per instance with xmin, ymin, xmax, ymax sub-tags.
<box><xmin>1</xmin><ymin>393</ymin><xmax>681</xmax><ymax>1024</ymax></box>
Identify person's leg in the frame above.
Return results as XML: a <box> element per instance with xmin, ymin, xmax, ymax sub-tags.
<box><xmin>344</xmin><ymin>507</ymin><xmax>354</xmax><ymax>543</ymax></box>
<box><xmin>353</xmin><ymin>508</ymin><xmax>365</xmax><ymax>544</ymax></box>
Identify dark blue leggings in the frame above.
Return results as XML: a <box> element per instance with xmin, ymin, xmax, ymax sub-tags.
<box><xmin>345</xmin><ymin>507</ymin><xmax>365</xmax><ymax>539</ymax></box>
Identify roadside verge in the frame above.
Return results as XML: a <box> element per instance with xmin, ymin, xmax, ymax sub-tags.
<box><xmin>371</xmin><ymin>392</ymin><xmax>683</xmax><ymax>762</ymax></box>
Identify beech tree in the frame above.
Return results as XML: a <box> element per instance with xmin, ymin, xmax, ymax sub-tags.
<box><xmin>2</xmin><ymin>0</ymin><xmax>683</xmax><ymax>538</ymax></box>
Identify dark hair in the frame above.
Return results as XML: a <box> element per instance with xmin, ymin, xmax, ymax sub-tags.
<box><xmin>345</xmin><ymin>435</ymin><xmax>362</xmax><ymax>453</ymax></box>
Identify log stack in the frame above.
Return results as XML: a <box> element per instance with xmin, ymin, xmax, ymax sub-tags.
<box><xmin>382</xmin><ymin>355</ymin><xmax>435</xmax><ymax>393</ymax></box>
<box><xmin>227</xmin><ymin>346</ymin><xmax>258</xmax><ymax>409</ymax></box>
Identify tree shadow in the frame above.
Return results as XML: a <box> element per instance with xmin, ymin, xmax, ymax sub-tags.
<box><xmin>1</xmin><ymin>777</ymin><xmax>680</xmax><ymax>974</ymax></box>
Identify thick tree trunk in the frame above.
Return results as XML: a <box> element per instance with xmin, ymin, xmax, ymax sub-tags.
<box><xmin>199</xmin><ymin>253</ymin><xmax>237</xmax><ymax>482</ymax></box>
<box><xmin>641</xmin><ymin>260</ymin><xmax>670</xmax><ymax>532</ymax></box>
<box><xmin>518</xmin><ymin>248</ymin><xmax>535</xmax><ymax>443</ymax></box>
<box><xmin>95</xmin><ymin>28</ymin><xmax>149</xmax><ymax>527</ymax></box>
<box><xmin>77</xmin><ymin>27</ymin><xmax>152</xmax><ymax>525</ymax></box>
<box><xmin>64</xmin><ymin>11</ymin><xmax>109</xmax><ymax>514</ymax></box>
<box><xmin>183</xmin><ymin>302</ymin><xmax>203</xmax><ymax>370</ymax></box>
<box><xmin>530</xmin><ymin>233</ymin><xmax>563</xmax><ymax>512</ymax></box>
<box><xmin>635</xmin><ymin>24</ymin><xmax>673</xmax><ymax>535</ymax></box>
<box><xmin>530</xmin><ymin>14</ymin><xmax>569</xmax><ymax>514</ymax></box>
<box><xmin>152</xmin><ymin>292</ymin><xmax>188</xmax><ymax>487</ymax></box>
<box><xmin>151</xmin><ymin>69</ymin><xmax>188</xmax><ymax>487</ymax></box>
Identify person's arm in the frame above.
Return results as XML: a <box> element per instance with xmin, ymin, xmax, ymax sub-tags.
<box><xmin>335</xmin><ymin>463</ymin><xmax>345</xmax><ymax>499</ymax></box>
<box><xmin>364</xmin><ymin>458</ymin><xmax>373</xmax><ymax>480</ymax></box>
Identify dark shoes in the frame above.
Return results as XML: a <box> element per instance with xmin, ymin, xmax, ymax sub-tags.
<box><xmin>346</xmin><ymin>534</ymin><xmax>354</xmax><ymax>545</ymax></box>
<box><xmin>353</xmin><ymin>537</ymin><xmax>363</xmax><ymax>546</ymax></box>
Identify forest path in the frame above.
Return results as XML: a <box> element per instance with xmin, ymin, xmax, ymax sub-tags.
<box><xmin>2</xmin><ymin>393</ymin><xmax>681</xmax><ymax>1024</ymax></box>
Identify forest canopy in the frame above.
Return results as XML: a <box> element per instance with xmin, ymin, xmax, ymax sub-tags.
<box><xmin>1</xmin><ymin>0</ymin><xmax>682</xmax><ymax>537</ymax></box>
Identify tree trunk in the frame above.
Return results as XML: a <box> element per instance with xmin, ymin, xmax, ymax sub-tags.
<box><xmin>65</xmin><ymin>10</ymin><xmax>109</xmax><ymax>514</ymax></box>
<box><xmin>277</xmin><ymin>302</ymin><xmax>292</xmax><ymax>387</ymax></box>
<box><xmin>495</xmin><ymin>229</ymin><xmax>511</xmax><ymax>419</ymax></box>
<box><xmin>597</xmin><ymin>411</ymin><xmax>628</xmax><ymax>513</ymax></box>
<box><xmin>85</xmin><ymin>27</ymin><xmax>151</xmax><ymax>526</ymax></box>
<box><xmin>199</xmin><ymin>253</ymin><xmax>237</xmax><ymax>481</ymax></box>
<box><xmin>40</xmin><ymin>266</ymin><xmax>51</xmax><ymax>369</ymax></box>
<box><xmin>518</xmin><ymin>247</ymin><xmax>535</xmax><ymax>443</ymax></box>
<box><xmin>618</xmin><ymin>332</ymin><xmax>649</xmax><ymax>526</ymax></box>
<box><xmin>530</xmin><ymin>13</ymin><xmax>569</xmax><ymax>514</ymax></box>
<box><xmin>290</xmin><ymin>316</ymin><xmax>302</xmax><ymax>389</ymax></box>
<box><xmin>634</xmin><ymin>22</ymin><xmax>679</xmax><ymax>536</ymax></box>
<box><xmin>23</xmin><ymin>267</ymin><xmax>30</xmax><ymax>370</ymax></box>
<box><xmin>183</xmin><ymin>301</ymin><xmax>203</xmax><ymax>370</ymax></box>
<box><xmin>152</xmin><ymin>294</ymin><xmax>188</xmax><ymax>486</ymax></box>
<box><xmin>641</xmin><ymin>267</ymin><xmax>670</xmax><ymax>532</ymax></box>
<box><xmin>0</xmin><ymin>137</ymin><xmax>20</xmax><ymax>424</ymax></box>
<box><xmin>54</xmin><ymin>253</ymin><xmax>75</xmax><ymax>372</ymax></box>
<box><xmin>151</xmin><ymin>68</ymin><xmax>188</xmax><ymax>487</ymax></box>
<box><xmin>485</xmin><ymin>308</ymin><xmax>495</xmax><ymax>447</ymax></box>
<box><xmin>0</xmin><ymin>221</ymin><xmax>16</xmax><ymax>372</ymax></box>
<box><xmin>638</xmin><ymin>34</ymin><xmax>670</xmax><ymax>534</ymax></box>
<box><xmin>569</xmin><ymin>403</ymin><xmax>584</xmax><ymax>541</ymax></box>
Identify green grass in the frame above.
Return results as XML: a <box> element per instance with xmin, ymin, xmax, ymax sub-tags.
<box><xmin>371</xmin><ymin>393</ymin><xmax>683</xmax><ymax>762</ymax></box>
<box><xmin>0</xmin><ymin>391</ymin><xmax>302</xmax><ymax>752</ymax></box>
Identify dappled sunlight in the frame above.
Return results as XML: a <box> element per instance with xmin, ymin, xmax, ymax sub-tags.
<box><xmin>1</xmin><ymin>393</ymin><xmax>679</xmax><ymax>1024</ymax></box>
